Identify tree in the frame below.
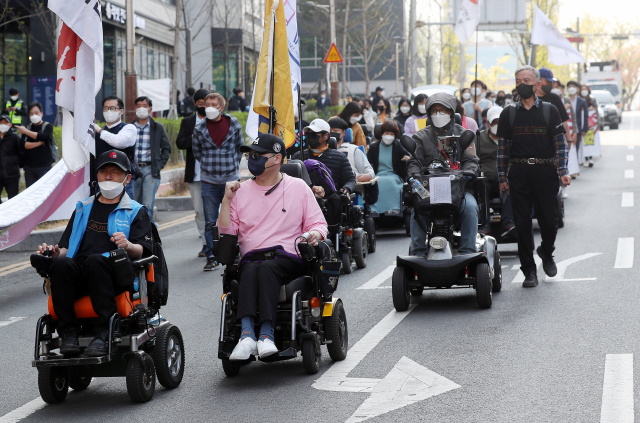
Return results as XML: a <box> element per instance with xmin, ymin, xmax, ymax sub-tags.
<box><xmin>505</xmin><ymin>0</ymin><xmax>561</xmax><ymax>66</ymax></box>
<box><xmin>469</xmin><ymin>55</ymin><xmax>512</xmax><ymax>93</ymax></box>
<box><xmin>613</xmin><ymin>45</ymin><xmax>640</xmax><ymax>110</ymax></box>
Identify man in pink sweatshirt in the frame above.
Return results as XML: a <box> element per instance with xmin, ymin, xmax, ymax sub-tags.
<box><xmin>218</xmin><ymin>134</ymin><xmax>328</xmax><ymax>360</ymax></box>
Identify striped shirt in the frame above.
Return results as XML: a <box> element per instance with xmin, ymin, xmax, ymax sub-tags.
<box><xmin>134</xmin><ymin>121</ymin><xmax>151</xmax><ymax>164</ymax></box>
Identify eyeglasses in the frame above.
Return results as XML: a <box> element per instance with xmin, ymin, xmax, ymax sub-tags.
<box><xmin>102</xmin><ymin>106</ymin><xmax>121</xmax><ymax>112</ymax></box>
<box><xmin>247</xmin><ymin>152</ymin><xmax>275</xmax><ymax>160</ymax></box>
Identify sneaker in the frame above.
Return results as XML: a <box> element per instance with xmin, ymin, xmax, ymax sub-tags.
<box><xmin>198</xmin><ymin>245</ymin><xmax>207</xmax><ymax>258</ymax></box>
<box><xmin>479</xmin><ymin>225</ymin><xmax>491</xmax><ymax>236</ymax></box>
<box><xmin>522</xmin><ymin>271</ymin><xmax>538</xmax><ymax>288</ymax></box>
<box><xmin>501</xmin><ymin>223</ymin><xmax>516</xmax><ymax>239</ymax></box>
<box><xmin>84</xmin><ymin>330</ymin><xmax>110</xmax><ymax>357</ymax></box>
<box><xmin>203</xmin><ymin>258</ymin><xmax>218</xmax><ymax>271</ymax></box>
<box><xmin>59</xmin><ymin>327</ymin><xmax>80</xmax><ymax>355</ymax></box>
<box><xmin>570</xmin><ymin>174</ymin><xmax>578</xmax><ymax>179</ymax></box>
<box><xmin>561</xmin><ymin>187</ymin><xmax>568</xmax><ymax>199</ymax></box>
<box><xmin>537</xmin><ymin>246</ymin><xmax>557</xmax><ymax>277</ymax></box>
<box><xmin>229</xmin><ymin>337</ymin><xmax>257</xmax><ymax>361</ymax></box>
<box><xmin>257</xmin><ymin>339</ymin><xmax>279</xmax><ymax>359</ymax></box>
<box><xmin>588</xmin><ymin>158</ymin><xmax>594</xmax><ymax>167</ymax></box>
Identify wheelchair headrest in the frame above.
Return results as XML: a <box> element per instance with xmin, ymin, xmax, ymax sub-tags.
<box><xmin>373</xmin><ymin>123</ymin><xmax>382</xmax><ymax>141</ymax></box>
<box><xmin>454</xmin><ymin>113</ymin><xmax>462</xmax><ymax>125</ymax></box>
<box><xmin>281</xmin><ymin>159</ymin><xmax>313</xmax><ymax>186</ymax></box>
<box><xmin>327</xmin><ymin>137</ymin><xmax>338</xmax><ymax>150</ymax></box>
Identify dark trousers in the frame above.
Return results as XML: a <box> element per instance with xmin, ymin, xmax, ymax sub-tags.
<box><xmin>24</xmin><ymin>165</ymin><xmax>51</xmax><ymax>188</ymax></box>
<box><xmin>49</xmin><ymin>255</ymin><xmax>126</xmax><ymax>333</ymax></box>
<box><xmin>0</xmin><ymin>176</ymin><xmax>19</xmax><ymax>201</ymax></box>
<box><xmin>508</xmin><ymin>163</ymin><xmax>560</xmax><ymax>274</ymax></box>
<box><xmin>237</xmin><ymin>258</ymin><xmax>304</xmax><ymax>324</ymax></box>
<box><xmin>487</xmin><ymin>179</ymin><xmax>514</xmax><ymax>225</ymax></box>
<box><xmin>201</xmin><ymin>182</ymin><xmax>226</xmax><ymax>259</ymax></box>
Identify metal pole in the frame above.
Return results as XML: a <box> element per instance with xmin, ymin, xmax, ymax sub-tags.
<box><xmin>185</xmin><ymin>26</ymin><xmax>192</xmax><ymax>89</ymax></box>
<box><xmin>170</xmin><ymin>0</ymin><xmax>181</xmax><ymax>119</ymax></box>
<box><xmin>576</xmin><ymin>17</ymin><xmax>581</xmax><ymax>83</ymax></box>
<box><xmin>409</xmin><ymin>0</ymin><xmax>416</xmax><ymax>89</ymax></box>
<box><xmin>297</xmin><ymin>83</ymin><xmax>304</xmax><ymax>161</ymax></box>
<box><xmin>124</xmin><ymin>0</ymin><xmax>137</xmax><ymax>123</ymax></box>
<box><xmin>329</xmin><ymin>0</ymin><xmax>339</xmax><ymax>106</ymax></box>
<box><xmin>395</xmin><ymin>42</ymin><xmax>399</xmax><ymax>95</ymax></box>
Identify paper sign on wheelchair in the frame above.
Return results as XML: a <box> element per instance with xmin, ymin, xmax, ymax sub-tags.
<box><xmin>430</xmin><ymin>177</ymin><xmax>452</xmax><ymax>204</ymax></box>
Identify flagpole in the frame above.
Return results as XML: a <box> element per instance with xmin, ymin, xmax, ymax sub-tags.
<box><xmin>474</xmin><ymin>25</ymin><xmax>478</xmax><ymax>94</ymax></box>
<box><xmin>269</xmin><ymin>7</ymin><xmax>277</xmax><ymax>135</ymax></box>
<box><xmin>297</xmin><ymin>83</ymin><xmax>304</xmax><ymax>161</ymax></box>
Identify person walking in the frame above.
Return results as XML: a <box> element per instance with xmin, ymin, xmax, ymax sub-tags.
<box><xmin>3</xmin><ymin>88</ymin><xmax>27</xmax><ymax>128</ymax></box>
<box><xmin>403</xmin><ymin>94</ymin><xmax>428</xmax><ymax>136</ymax></box>
<box><xmin>228</xmin><ymin>87</ymin><xmax>248</xmax><ymax>112</ymax></box>
<box><xmin>567</xmin><ymin>81</ymin><xmax>590</xmax><ymax>167</ymax></box>
<box><xmin>192</xmin><ymin>92</ymin><xmax>244</xmax><ymax>271</ymax></box>
<box><xmin>0</xmin><ymin>115</ymin><xmax>21</xmax><ymax>201</ymax></box>
<box><xmin>181</xmin><ymin>87</ymin><xmax>196</xmax><ymax>117</ymax></box>
<box><xmin>131</xmin><ymin>96</ymin><xmax>171</xmax><ymax>220</ymax></box>
<box><xmin>463</xmin><ymin>80</ymin><xmax>492</xmax><ymax>130</ymax></box>
<box><xmin>372</xmin><ymin>86</ymin><xmax>385</xmax><ymax>109</ymax></box>
<box><xmin>315</xmin><ymin>90</ymin><xmax>331</xmax><ymax>113</ymax></box>
<box><xmin>536</xmin><ymin>68</ymin><xmax>572</xmax><ymax>147</ymax></box>
<box><xmin>17</xmin><ymin>102</ymin><xmax>55</xmax><ymax>187</ymax></box>
<box><xmin>497</xmin><ymin>65</ymin><xmax>571</xmax><ymax>288</ymax></box>
<box><xmin>176</xmin><ymin>89</ymin><xmax>209</xmax><ymax>257</ymax></box>
<box><xmin>394</xmin><ymin>98</ymin><xmax>412</xmax><ymax>136</ymax></box>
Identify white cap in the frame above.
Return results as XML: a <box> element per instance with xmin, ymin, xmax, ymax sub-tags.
<box><xmin>487</xmin><ymin>106</ymin><xmax>503</xmax><ymax>124</ymax></box>
<box><xmin>304</xmin><ymin>118</ymin><xmax>330</xmax><ymax>133</ymax></box>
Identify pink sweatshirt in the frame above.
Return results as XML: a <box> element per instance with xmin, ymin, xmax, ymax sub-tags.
<box><xmin>218</xmin><ymin>174</ymin><xmax>328</xmax><ymax>259</ymax></box>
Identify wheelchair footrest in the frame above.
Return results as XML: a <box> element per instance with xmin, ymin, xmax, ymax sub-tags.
<box><xmin>258</xmin><ymin>347</ymin><xmax>297</xmax><ymax>363</ymax></box>
<box><xmin>32</xmin><ymin>353</ymin><xmax>115</xmax><ymax>367</ymax></box>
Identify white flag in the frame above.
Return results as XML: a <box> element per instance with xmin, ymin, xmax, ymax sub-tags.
<box><xmin>285</xmin><ymin>0</ymin><xmax>301</xmax><ymax>114</ymax></box>
<box><xmin>454</xmin><ymin>0</ymin><xmax>482</xmax><ymax>45</ymax></box>
<box><xmin>49</xmin><ymin>0</ymin><xmax>104</xmax><ymax>172</ymax></box>
<box><xmin>531</xmin><ymin>6</ymin><xmax>586</xmax><ymax>66</ymax></box>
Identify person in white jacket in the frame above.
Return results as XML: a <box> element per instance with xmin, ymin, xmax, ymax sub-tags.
<box><xmin>328</xmin><ymin>117</ymin><xmax>375</xmax><ymax>182</ymax></box>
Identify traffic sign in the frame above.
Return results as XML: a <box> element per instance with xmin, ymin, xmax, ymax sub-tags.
<box><xmin>323</xmin><ymin>43</ymin><xmax>343</xmax><ymax>63</ymax></box>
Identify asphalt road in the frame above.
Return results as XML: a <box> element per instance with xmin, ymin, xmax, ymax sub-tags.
<box><xmin>2</xmin><ymin>112</ymin><xmax>640</xmax><ymax>422</ymax></box>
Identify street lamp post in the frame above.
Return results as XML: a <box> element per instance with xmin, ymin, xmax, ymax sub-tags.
<box><xmin>329</xmin><ymin>0</ymin><xmax>339</xmax><ymax>106</ymax></box>
<box><xmin>125</xmin><ymin>0</ymin><xmax>137</xmax><ymax>122</ymax></box>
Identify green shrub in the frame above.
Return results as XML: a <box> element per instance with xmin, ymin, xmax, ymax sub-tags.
<box><xmin>154</xmin><ymin>117</ymin><xmax>184</xmax><ymax>166</ymax></box>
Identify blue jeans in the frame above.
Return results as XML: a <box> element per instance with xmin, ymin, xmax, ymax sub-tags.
<box><xmin>410</xmin><ymin>192</ymin><xmax>479</xmax><ymax>256</ymax></box>
<box><xmin>134</xmin><ymin>166</ymin><xmax>161</xmax><ymax>220</ymax></box>
<box><xmin>202</xmin><ymin>182</ymin><xmax>226</xmax><ymax>259</ymax></box>
<box><xmin>124</xmin><ymin>180</ymin><xmax>135</xmax><ymax>200</ymax></box>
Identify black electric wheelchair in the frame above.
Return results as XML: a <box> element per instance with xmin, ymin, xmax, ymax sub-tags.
<box><xmin>29</xmin><ymin>231</ymin><xmax>184</xmax><ymax>404</ymax></box>
<box><xmin>216</xmin><ymin>160</ymin><xmax>349</xmax><ymax>376</ymax></box>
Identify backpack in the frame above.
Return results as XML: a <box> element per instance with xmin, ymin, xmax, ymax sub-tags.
<box><xmin>148</xmin><ymin>223</ymin><xmax>169</xmax><ymax>308</ymax></box>
<box><xmin>227</xmin><ymin>95</ymin><xmax>240</xmax><ymax>111</ymax></box>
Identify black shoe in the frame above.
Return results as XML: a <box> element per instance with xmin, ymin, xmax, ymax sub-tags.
<box><xmin>84</xmin><ymin>330</ymin><xmax>110</xmax><ymax>357</ymax></box>
<box><xmin>203</xmin><ymin>258</ymin><xmax>218</xmax><ymax>271</ymax></box>
<box><xmin>522</xmin><ymin>271</ymin><xmax>538</xmax><ymax>288</ymax></box>
<box><xmin>501</xmin><ymin>225</ymin><xmax>516</xmax><ymax>239</ymax></box>
<box><xmin>59</xmin><ymin>327</ymin><xmax>80</xmax><ymax>355</ymax></box>
<box><xmin>198</xmin><ymin>245</ymin><xmax>207</xmax><ymax>258</ymax></box>
<box><xmin>537</xmin><ymin>246</ymin><xmax>557</xmax><ymax>277</ymax></box>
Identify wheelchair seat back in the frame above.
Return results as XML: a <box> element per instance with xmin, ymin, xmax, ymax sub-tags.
<box><xmin>281</xmin><ymin>159</ymin><xmax>312</xmax><ymax>186</ymax></box>
<box><xmin>48</xmin><ymin>291</ymin><xmax>140</xmax><ymax>320</ymax></box>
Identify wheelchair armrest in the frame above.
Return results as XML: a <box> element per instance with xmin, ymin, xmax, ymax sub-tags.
<box><xmin>132</xmin><ymin>255</ymin><xmax>158</xmax><ymax>269</ymax></box>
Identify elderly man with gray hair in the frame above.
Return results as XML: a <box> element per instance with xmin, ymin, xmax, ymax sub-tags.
<box><xmin>496</xmin><ymin>65</ymin><xmax>572</xmax><ymax>288</ymax></box>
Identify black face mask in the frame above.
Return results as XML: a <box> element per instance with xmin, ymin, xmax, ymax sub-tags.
<box><xmin>196</xmin><ymin>106</ymin><xmax>206</xmax><ymax>116</ymax></box>
<box><xmin>541</xmin><ymin>84</ymin><xmax>553</xmax><ymax>95</ymax></box>
<box><xmin>306</xmin><ymin>133</ymin><xmax>322</xmax><ymax>149</ymax></box>
<box><xmin>330</xmin><ymin>131</ymin><xmax>342</xmax><ymax>142</ymax></box>
<box><xmin>516</xmin><ymin>83</ymin><xmax>535</xmax><ymax>100</ymax></box>
<box><xmin>496</xmin><ymin>95</ymin><xmax>505</xmax><ymax>104</ymax></box>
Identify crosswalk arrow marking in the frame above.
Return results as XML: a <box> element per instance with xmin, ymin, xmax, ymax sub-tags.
<box><xmin>546</xmin><ymin>253</ymin><xmax>602</xmax><ymax>282</ymax></box>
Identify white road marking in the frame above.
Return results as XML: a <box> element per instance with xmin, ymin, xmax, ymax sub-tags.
<box><xmin>0</xmin><ymin>397</ymin><xmax>46</xmax><ymax>423</ymax></box>
<box><xmin>313</xmin><ymin>306</ymin><xmax>460</xmax><ymax>422</ymax></box>
<box><xmin>626</xmin><ymin>155</ymin><xmax>634</xmax><ymax>161</ymax></box>
<box><xmin>624</xmin><ymin>169</ymin><xmax>634</xmax><ymax>178</ymax></box>
<box><xmin>600</xmin><ymin>354</ymin><xmax>634</xmax><ymax>423</ymax></box>
<box><xmin>546</xmin><ymin>253</ymin><xmax>601</xmax><ymax>282</ymax></box>
<box><xmin>614</xmin><ymin>238</ymin><xmax>634</xmax><ymax>269</ymax></box>
<box><xmin>628</xmin><ymin>145</ymin><xmax>635</xmax><ymax>150</ymax></box>
<box><xmin>0</xmin><ymin>317</ymin><xmax>27</xmax><ymax>328</ymax></box>
<box><xmin>358</xmin><ymin>263</ymin><xmax>396</xmax><ymax>290</ymax></box>
<box><xmin>511</xmin><ymin>256</ymin><xmax>542</xmax><ymax>283</ymax></box>
<box><xmin>621</xmin><ymin>192</ymin><xmax>634</xmax><ymax>207</ymax></box>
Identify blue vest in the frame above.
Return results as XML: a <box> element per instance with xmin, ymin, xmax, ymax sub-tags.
<box><xmin>66</xmin><ymin>192</ymin><xmax>145</xmax><ymax>259</ymax></box>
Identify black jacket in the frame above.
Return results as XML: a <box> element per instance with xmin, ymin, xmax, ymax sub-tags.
<box><xmin>19</xmin><ymin>122</ymin><xmax>54</xmax><ymax>168</ymax></box>
<box><xmin>131</xmin><ymin>118</ymin><xmax>172</xmax><ymax>179</ymax></box>
<box><xmin>0</xmin><ymin>130</ymin><xmax>21</xmax><ymax>179</ymax></box>
<box><xmin>228</xmin><ymin>95</ymin><xmax>248</xmax><ymax>112</ymax></box>
<box><xmin>367</xmin><ymin>140</ymin><xmax>409</xmax><ymax>180</ymax></box>
<box><xmin>292</xmin><ymin>148</ymin><xmax>356</xmax><ymax>193</ymax></box>
<box><xmin>175</xmin><ymin>114</ymin><xmax>198</xmax><ymax>183</ymax></box>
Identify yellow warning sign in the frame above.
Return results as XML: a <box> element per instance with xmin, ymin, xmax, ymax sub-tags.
<box><xmin>324</xmin><ymin>43</ymin><xmax>343</xmax><ymax>63</ymax></box>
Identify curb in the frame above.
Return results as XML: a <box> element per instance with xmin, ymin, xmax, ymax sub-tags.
<box><xmin>155</xmin><ymin>196</ymin><xmax>194</xmax><ymax>211</ymax></box>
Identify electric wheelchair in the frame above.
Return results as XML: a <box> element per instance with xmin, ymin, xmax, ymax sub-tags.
<box><xmin>30</xmin><ymin>230</ymin><xmax>184</xmax><ymax>404</ymax></box>
<box><xmin>216</xmin><ymin>160</ymin><xmax>349</xmax><ymax>376</ymax></box>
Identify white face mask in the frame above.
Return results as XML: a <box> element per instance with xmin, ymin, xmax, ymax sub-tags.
<box><xmin>205</xmin><ymin>107</ymin><xmax>220</xmax><ymax>120</ymax></box>
<box><xmin>381</xmin><ymin>91</ymin><xmax>386</xmax><ymax>97</ymax></box>
<box><xmin>98</xmin><ymin>180</ymin><xmax>125</xmax><ymax>199</ymax></box>
<box><xmin>551</xmin><ymin>88</ymin><xmax>563</xmax><ymax>96</ymax></box>
<box><xmin>0</xmin><ymin>124</ymin><xmax>10</xmax><ymax>133</ymax></box>
<box><xmin>431</xmin><ymin>111</ymin><xmax>451</xmax><ymax>128</ymax></box>
<box><xmin>381</xmin><ymin>135</ymin><xmax>394</xmax><ymax>145</ymax></box>
<box><xmin>490</xmin><ymin>125</ymin><xmax>498</xmax><ymax>135</ymax></box>
<box><xmin>462</xmin><ymin>92</ymin><xmax>471</xmax><ymax>100</ymax></box>
<box><xmin>418</xmin><ymin>104</ymin><xmax>427</xmax><ymax>114</ymax></box>
<box><xmin>567</xmin><ymin>86</ymin><xmax>578</xmax><ymax>96</ymax></box>
<box><xmin>581</xmin><ymin>90</ymin><xmax>589</xmax><ymax>97</ymax></box>
<box><xmin>30</xmin><ymin>114</ymin><xmax>42</xmax><ymax>124</ymax></box>
<box><xmin>104</xmin><ymin>110</ymin><xmax>121</xmax><ymax>124</ymax></box>
<box><xmin>471</xmin><ymin>87</ymin><xmax>482</xmax><ymax>96</ymax></box>
<box><xmin>10</xmin><ymin>95</ymin><xmax>18</xmax><ymax>101</ymax></box>
<box><xmin>350</xmin><ymin>116</ymin><xmax>361</xmax><ymax>125</ymax></box>
<box><xmin>320</xmin><ymin>95</ymin><xmax>326</xmax><ymax>99</ymax></box>
<box><xmin>400</xmin><ymin>106</ymin><xmax>411</xmax><ymax>114</ymax></box>
<box><xmin>136</xmin><ymin>107</ymin><xmax>149</xmax><ymax>119</ymax></box>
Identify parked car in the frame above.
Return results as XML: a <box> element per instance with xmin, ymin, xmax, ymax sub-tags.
<box><xmin>592</xmin><ymin>90</ymin><xmax>621</xmax><ymax>130</ymax></box>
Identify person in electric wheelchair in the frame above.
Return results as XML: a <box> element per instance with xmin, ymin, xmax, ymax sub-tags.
<box><xmin>217</xmin><ymin>134</ymin><xmax>329</xmax><ymax>361</ymax></box>
<box><xmin>407</xmin><ymin>92</ymin><xmax>480</xmax><ymax>256</ymax></box>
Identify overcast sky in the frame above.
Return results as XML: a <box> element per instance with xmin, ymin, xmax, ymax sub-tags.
<box><xmin>558</xmin><ymin>0</ymin><xmax>640</xmax><ymax>29</ymax></box>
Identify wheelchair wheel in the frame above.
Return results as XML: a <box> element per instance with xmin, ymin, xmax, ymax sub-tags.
<box><xmin>38</xmin><ymin>366</ymin><xmax>69</xmax><ymax>404</ymax></box>
<box><xmin>126</xmin><ymin>354</ymin><xmax>156</xmax><ymax>403</ymax></box>
<box><xmin>492</xmin><ymin>251</ymin><xmax>502</xmax><ymax>293</ymax></box>
<box><xmin>221</xmin><ymin>359</ymin><xmax>241</xmax><ymax>377</ymax></box>
<box><xmin>392</xmin><ymin>266</ymin><xmax>410</xmax><ymax>312</ymax></box>
<box><xmin>475</xmin><ymin>263</ymin><xmax>493</xmax><ymax>309</ymax></box>
<box><xmin>153</xmin><ymin>324</ymin><xmax>185</xmax><ymax>389</ymax></box>
<box><xmin>68</xmin><ymin>368</ymin><xmax>92</xmax><ymax>391</ymax></box>
<box><xmin>302</xmin><ymin>338</ymin><xmax>321</xmax><ymax>375</ymax></box>
<box><xmin>364</xmin><ymin>217</ymin><xmax>376</xmax><ymax>253</ymax></box>
<box><xmin>341</xmin><ymin>251</ymin><xmax>352</xmax><ymax>274</ymax></box>
<box><xmin>353</xmin><ymin>231</ymin><xmax>368</xmax><ymax>269</ymax></box>
<box><xmin>324</xmin><ymin>300</ymin><xmax>348</xmax><ymax>361</ymax></box>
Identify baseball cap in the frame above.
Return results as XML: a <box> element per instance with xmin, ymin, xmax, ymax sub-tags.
<box><xmin>375</xmin><ymin>86</ymin><xmax>383</xmax><ymax>92</ymax></box>
<box><xmin>539</xmin><ymin>67</ymin><xmax>557</xmax><ymax>82</ymax></box>
<box><xmin>0</xmin><ymin>114</ymin><xmax>11</xmax><ymax>123</ymax></box>
<box><xmin>303</xmin><ymin>118</ymin><xmax>330</xmax><ymax>133</ymax></box>
<box><xmin>96</xmin><ymin>150</ymin><xmax>131</xmax><ymax>173</ymax></box>
<box><xmin>240</xmin><ymin>133</ymin><xmax>286</xmax><ymax>155</ymax></box>
<box><xmin>487</xmin><ymin>106</ymin><xmax>503</xmax><ymax>124</ymax></box>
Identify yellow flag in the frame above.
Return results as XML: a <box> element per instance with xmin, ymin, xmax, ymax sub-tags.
<box><xmin>250</xmin><ymin>0</ymin><xmax>295</xmax><ymax>147</ymax></box>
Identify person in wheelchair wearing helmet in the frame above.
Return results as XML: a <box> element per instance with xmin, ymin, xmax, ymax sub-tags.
<box><xmin>36</xmin><ymin>150</ymin><xmax>152</xmax><ymax>357</ymax></box>
<box><xmin>218</xmin><ymin>134</ymin><xmax>328</xmax><ymax>361</ymax></box>
<box><xmin>407</xmin><ymin>92</ymin><xmax>480</xmax><ymax>256</ymax></box>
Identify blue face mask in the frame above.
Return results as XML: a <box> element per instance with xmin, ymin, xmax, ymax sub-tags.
<box><xmin>344</xmin><ymin>128</ymin><xmax>354</xmax><ymax>144</ymax></box>
<box><xmin>248</xmin><ymin>154</ymin><xmax>276</xmax><ymax>176</ymax></box>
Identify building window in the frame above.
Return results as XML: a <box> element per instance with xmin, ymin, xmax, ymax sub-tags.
<box><xmin>0</xmin><ymin>32</ymin><xmax>29</xmax><ymax>103</ymax></box>
<box><xmin>212</xmin><ymin>51</ymin><xmax>237</xmax><ymax>98</ymax></box>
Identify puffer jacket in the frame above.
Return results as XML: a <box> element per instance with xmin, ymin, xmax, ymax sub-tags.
<box><xmin>0</xmin><ymin>131</ymin><xmax>21</xmax><ymax>179</ymax></box>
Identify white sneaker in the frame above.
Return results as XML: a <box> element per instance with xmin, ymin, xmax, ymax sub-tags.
<box><xmin>257</xmin><ymin>339</ymin><xmax>279</xmax><ymax>359</ymax></box>
<box><xmin>561</xmin><ymin>187</ymin><xmax>568</xmax><ymax>199</ymax></box>
<box><xmin>229</xmin><ymin>337</ymin><xmax>257</xmax><ymax>361</ymax></box>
